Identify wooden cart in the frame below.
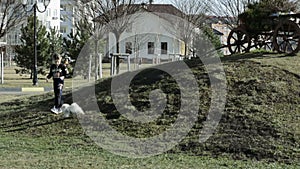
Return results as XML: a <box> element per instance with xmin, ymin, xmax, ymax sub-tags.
<box><xmin>227</xmin><ymin>13</ymin><xmax>300</xmax><ymax>55</ymax></box>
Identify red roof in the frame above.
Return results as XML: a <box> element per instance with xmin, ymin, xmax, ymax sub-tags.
<box><xmin>143</xmin><ymin>4</ymin><xmax>183</xmax><ymax>17</ymax></box>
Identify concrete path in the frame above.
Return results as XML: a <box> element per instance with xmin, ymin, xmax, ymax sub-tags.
<box><xmin>0</xmin><ymin>87</ymin><xmax>53</xmax><ymax>94</ymax></box>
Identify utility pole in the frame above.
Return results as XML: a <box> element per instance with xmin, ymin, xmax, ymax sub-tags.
<box><xmin>1</xmin><ymin>51</ymin><xmax>3</xmax><ymax>84</ymax></box>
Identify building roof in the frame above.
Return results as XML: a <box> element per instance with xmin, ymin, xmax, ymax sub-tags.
<box><xmin>204</xmin><ymin>15</ymin><xmax>237</xmax><ymax>25</ymax></box>
<box><xmin>213</xmin><ymin>29</ymin><xmax>224</xmax><ymax>36</ymax></box>
<box><xmin>94</xmin><ymin>3</ymin><xmax>184</xmax><ymax>22</ymax></box>
<box><xmin>142</xmin><ymin>4</ymin><xmax>184</xmax><ymax>17</ymax></box>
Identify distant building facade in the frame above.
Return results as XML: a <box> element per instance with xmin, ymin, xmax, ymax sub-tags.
<box><xmin>104</xmin><ymin>4</ymin><xmax>186</xmax><ymax>62</ymax></box>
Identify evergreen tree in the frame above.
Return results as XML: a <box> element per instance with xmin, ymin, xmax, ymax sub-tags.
<box><xmin>62</xmin><ymin>19</ymin><xmax>92</xmax><ymax>77</ymax></box>
<box><xmin>48</xmin><ymin>27</ymin><xmax>63</xmax><ymax>56</ymax></box>
<box><xmin>239</xmin><ymin>0</ymin><xmax>298</xmax><ymax>31</ymax></box>
<box><xmin>193</xmin><ymin>25</ymin><xmax>223</xmax><ymax>57</ymax></box>
<box><xmin>47</xmin><ymin>28</ymin><xmax>63</xmax><ymax>67</ymax></box>
<box><xmin>63</xmin><ymin>19</ymin><xmax>92</xmax><ymax>60</ymax></box>
<box><xmin>202</xmin><ymin>25</ymin><xmax>223</xmax><ymax>56</ymax></box>
<box><xmin>14</xmin><ymin>15</ymin><xmax>51</xmax><ymax>76</ymax></box>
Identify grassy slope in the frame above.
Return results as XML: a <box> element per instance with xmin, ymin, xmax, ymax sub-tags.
<box><xmin>0</xmin><ymin>53</ymin><xmax>299</xmax><ymax>168</ymax></box>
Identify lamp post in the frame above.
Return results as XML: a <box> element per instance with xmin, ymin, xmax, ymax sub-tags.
<box><xmin>22</xmin><ymin>0</ymin><xmax>50</xmax><ymax>86</ymax></box>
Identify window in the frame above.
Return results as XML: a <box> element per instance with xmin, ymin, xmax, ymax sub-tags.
<box><xmin>17</xmin><ymin>31</ymin><xmax>21</xmax><ymax>44</ymax></box>
<box><xmin>60</xmin><ymin>27</ymin><xmax>67</xmax><ymax>33</ymax></box>
<box><xmin>148</xmin><ymin>42</ymin><xmax>154</xmax><ymax>54</ymax></box>
<box><xmin>8</xmin><ymin>34</ymin><xmax>11</xmax><ymax>43</ymax></box>
<box><xmin>1</xmin><ymin>4</ymin><xmax>6</xmax><ymax>12</ymax></box>
<box><xmin>46</xmin><ymin>9</ymin><xmax>51</xmax><ymax>17</ymax></box>
<box><xmin>46</xmin><ymin>21</ymin><xmax>50</xmax><ymax>28</ymax></box>
<box><xmin>125</xmin><ymin>42</ymin><xmax>132</xmax><ymax>54</ymax></box>
<box><xmin>53</xmin><ymin>9</ymin><xmax>57</xmax><ymax>17</ymax></box>
<box><xmin>161</xmin><ymin>42</ymin><xmax>168</xmax><ymax>54</ymax></box>
<box><xmin>14</xmin><ymin>33</ymin><xmax>18</xmax><ymax>44</ymax></box>
<box><xmin>60</xmin><ymin>5</ymin><xmax>67</xmax><ymax>11</ymax></box>
<box><xmin>60</xmin><ymin>15</ymin><xmax>67</xmax><ymax>22</ymax></box>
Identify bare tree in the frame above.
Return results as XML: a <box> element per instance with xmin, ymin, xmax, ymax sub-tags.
<box><xmin>208</xmin><ymin>0</ymin><xmax>258</xmax><ymax>28</ymax></box>
<box><xmin>80</xmin><ymin>1</ymin><xmax>106</xmax><ymax>80</ymax></box>
<box><xmin>167</xmin><ymin>0</ymin><xmax>210</xmax><ymax>56</ymax></box>
<box><xmin>131</xmin><ymin>33</ymin><xmax>152</xmax><ymax>69</ymax></box>
<box><xmin>93</xmin><ymin>0</ymin><xmax>143</xmax><ymax>74</ymax></box>
<box><xmin>0</xmin><ymin>1</ymin><xmax>25</xmax><ymax>39</ymax></box>
<box><xmin>72</xmin><ymin>0</ymin><xmax>142</xmax><ymax>76</ymax></box>
<box><xmin>209</xmin><ymin>0</ymin><xmax>299</xmax><ymax>28</ymax></box>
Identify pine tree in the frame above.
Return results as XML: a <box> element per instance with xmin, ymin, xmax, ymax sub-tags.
<box><xmin>62</xmin><ymin>19</ymin><xmax>92</xmax><ymax>77</ymax></box>
<box><xmin>63</xmin><ymin>19</ymin><xmax>92</xmax><ymax>60</ymax></box>
<box><xmin>47</xmin><ymin>27</ymin><xmax>63</xmax><ymax>67</ymax></box>
<box><xmin>14</xmin><ymin>15</ymin><xmax>51</xmax><ymax>77</ymax></box>
<box><xmin>239</xmin><ymin>0</ymin><xmax>298</xmax><ymax>31</ymax></box>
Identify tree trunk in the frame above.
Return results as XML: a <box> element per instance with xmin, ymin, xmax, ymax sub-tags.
<box><xmin>116</xmin><ymin>34</ymin><xmax>120</xmax><ymax>74</ymax></box>
<box><xmin>95</xmin><ymin>40</ymin><xmax>99</xmax><ymax>80</ymax></box>
<box><xmin>184</xmin><ymin>43</ymin><xmax>188</xmax><ymax>57</ymax></box>
<box><xmin>30</xmin><ymin>68</ymin><xmax>33</xmax><ymax>79</ymax></box>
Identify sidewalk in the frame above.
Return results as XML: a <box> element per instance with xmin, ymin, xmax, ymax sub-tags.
<box><xmin>0</xmin><ymin>87</ymin><xmax>53</xmax><ymax>93</ymax></box>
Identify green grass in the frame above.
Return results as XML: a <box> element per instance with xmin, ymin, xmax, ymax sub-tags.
<box><xmin>251</xmin><ymin>54</ymin><xmax>300</xmax><ymax>75</ymax></box>
<box><xmin>0</xmin><ymin>65</ymin><xmax>72</xmax><ymax>88</ymax></box>
<box><xmin>0</xmin><ymin>63</ymin><xmax>154</xmax><ymax>88</ymax></box>
<box><xmin>0</xmin><ymin>134</ymin><xmax>298</xmax><ymax>169</ymax></box>
<box><xmin>0</xmin><ymin>53</ymin><xmax>299</xmax><ymax>168</ymax></box>
<box><xmin>0</xmin><ymin>132</ymin><xmax>298</xmax><ymax>169</ymax></box>
<box><xmin>0</xmin><ymin>94</ymin><xmax>37</xmax><ymax>103</ymax></box>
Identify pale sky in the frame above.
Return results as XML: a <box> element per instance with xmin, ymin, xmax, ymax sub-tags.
<box><xmin>153</xmin><ymin>0</ymin><xmax>173</xmax><ymax>4</ymax></box>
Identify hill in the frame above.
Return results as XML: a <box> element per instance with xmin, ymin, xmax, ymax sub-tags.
<box><xmin>0</xmin><ymin>53</ymin><xmax>299</xmax><ymax>168</ymax></box>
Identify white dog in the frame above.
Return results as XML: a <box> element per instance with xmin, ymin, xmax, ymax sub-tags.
<box><xmin>61</xmin><ymin>103</ymin><xmax>85</xmax><ymax>117</ymax></box>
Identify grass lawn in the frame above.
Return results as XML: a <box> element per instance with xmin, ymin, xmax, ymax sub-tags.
<box><xmin>251</xmin><ymin>54</ymin><xmax>300</xmax><ymax>75</ymax></box>
<box><xmin>0</xmin><ymin>134</ymin><xmax>297</xmax><ymax>169</ymax></box>
<box><xmin>0</xmin><ymin>130</ymin><xmax>297</xmax><ymax>169</ymax></box>
<box><xmin>0</xmin><ymin>63</ymin><xmax>154</xmax><ymax>88</ymax></box>
<box><xmin>0</xmin><ymin>53</ymin><xmax>299</xmax><ymax>168</ymax></box>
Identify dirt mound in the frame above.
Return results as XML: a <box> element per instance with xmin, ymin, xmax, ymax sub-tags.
<box><xmin>94</xmin><ymin>59</ymin><xmax>299</xmax><ymax>163</ymax></box>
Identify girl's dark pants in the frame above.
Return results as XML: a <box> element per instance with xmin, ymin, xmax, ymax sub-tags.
<box><xmin>53</xmin><ymin>79</ymin><xmax>63</xmax><ymax>108</ymax></box>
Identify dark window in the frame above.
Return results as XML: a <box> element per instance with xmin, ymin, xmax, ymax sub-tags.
<box><xmin>148</xmin><ymin>42</ymin><xmax>154</xmax><ymax>54</ymax></box>
<box><xmin>125</xmin><ymin>42</ymin><xmax>132</xmax><ymax>54</ymax></box>
<box><xmin>161</xmin><ymin>42</ymin><xmax>168</xmax><ymax>54</ymax></box>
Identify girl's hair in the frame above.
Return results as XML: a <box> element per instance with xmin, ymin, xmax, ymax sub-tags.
<box><xmin>52</xmin><ymin>53</ymin><xmax>61</xmax><ymax>60</ymax></box>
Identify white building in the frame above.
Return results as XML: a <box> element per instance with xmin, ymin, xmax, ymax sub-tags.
<box><xmin>60</xmin><ymin>0</ymin><xmax>94</xmax><ymax>38</ymax></box>
<box><xmin>60</xmin><ymin>0</ymin><xmax>76</xmax><ymax>38</ymax></box>
<box><xmin>42</xmin><ymin>0</ymin><xmax>61</xmax><ymax>31</ymax></box>
<box><xmin>212</xmin><ymin>22</ymin><xmax>231</xmax><ymax>55</ymax></box>
<box><xmin>103</xmin><ymin>4</ymin><xmax>186</xmax><ymax>63</ymax></box>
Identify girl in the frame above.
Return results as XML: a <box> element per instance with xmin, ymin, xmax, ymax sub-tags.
<box><xmin>46</xmin><ymin>53</ymin><xmax>66</xmax><ymax>114</ymax></box>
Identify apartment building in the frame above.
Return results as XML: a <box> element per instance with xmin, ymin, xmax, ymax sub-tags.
<box><xmin>60</xmin><ymin>0</ymin><xmax>93</xmax><ymax>38</ymax></box>
<box><xmin>60</xmin><ymin>0</ymin><xmax>76</xmax><ymax>38</ymax></box>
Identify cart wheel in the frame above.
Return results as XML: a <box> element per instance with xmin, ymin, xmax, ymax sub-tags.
<box><xmin>273</xmin><ymin>20</ymin><xmax>300</xmax><ymax>54</ymax></box>
<box><xmin>227</xmin><ymin>27</ymin><xmax>251</xmax><ymax>54</ymax></box>
<box><xmin>254</xmin><ymin>33</ymin><xmax>274</xmax><ymax>51</ymax></box>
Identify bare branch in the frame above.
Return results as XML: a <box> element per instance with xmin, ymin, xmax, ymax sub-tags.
<box><xmin>0</xmin><ymin>1</ymin><xmax>26</xmax><ymax>39</ymax></box>
<box><xmin>166</xmin><ymin>0</ymin><xmax>209</xmax><ymax>56</ymax></box>
<box><xmin>208</xmin><ymin>0</ymin><xmax>253</xmax><ymax>28</ymax></box>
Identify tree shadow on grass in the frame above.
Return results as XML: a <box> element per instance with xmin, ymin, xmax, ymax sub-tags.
<box><xmin>3</xmin><ymin>116</ymin><xmax>72</xmax><ymax>133</ymax></box>
<box><xmin>0</xmin><ymin>91</ymin><xmax>77</xmax><ymax>134</ymax></box>
<box><xmin>221</xmin><ymin>53</ymin><xmax>266</xmax><ymax>62</ymax></box>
